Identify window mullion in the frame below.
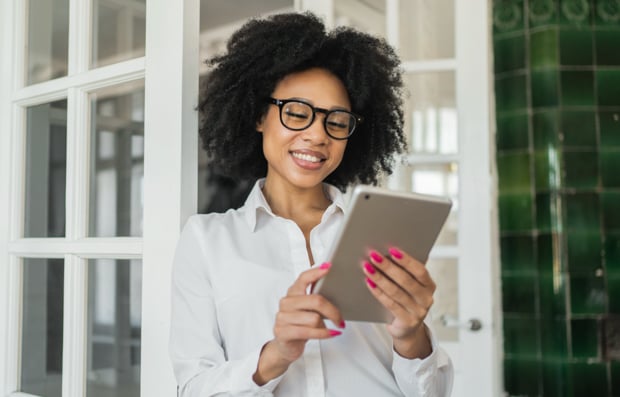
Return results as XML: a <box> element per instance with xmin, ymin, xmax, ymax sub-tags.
<box><xmin>68</xmin><ymin>0</ymin><xmax>92</xmax><ymax>76</ymax></box>
<box><xmin>61</xmin><ymin>254</ymin><xmax>88</xmax><ymax>397</ymax></box>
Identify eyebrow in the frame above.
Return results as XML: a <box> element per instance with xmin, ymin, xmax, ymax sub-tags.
<box><xmin>285</xmin><ymin>97</ymin><xmax>351</xmax><ymax>112</ymax></box>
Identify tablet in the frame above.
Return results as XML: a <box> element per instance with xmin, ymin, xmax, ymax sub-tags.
<box><xmin>312</xmin><ymin>185</ymin><xmax>452</xmax><ymax>323</ymax></box>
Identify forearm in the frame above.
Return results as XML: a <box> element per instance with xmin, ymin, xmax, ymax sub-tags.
<box><xmin>392</xmin><ymin>324</ymin><xmax>432</xmax><ymax>360</ymax></box>
<box><xmin>253</xmin><ymin>340</ymin><xmax>292</xmax><ymax>386</ymax></box>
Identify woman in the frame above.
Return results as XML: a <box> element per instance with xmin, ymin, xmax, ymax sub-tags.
<box><xmin>170</xmin><ymin>12</ymin><xmax>453</xmax><ymax>396</ymax></box>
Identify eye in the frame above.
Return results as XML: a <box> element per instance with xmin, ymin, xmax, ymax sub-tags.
<box><xmin>326</xmin><ymin>120</ymin><xmax>348</xmax><ymax>129</ymax></box>
<box><xmin>283</xmin><ymin>103</ymin><xmax>311</xmax><ymax>120</ymax></box>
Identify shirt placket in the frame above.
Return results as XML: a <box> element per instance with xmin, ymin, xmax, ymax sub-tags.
<box><xmin>284</xmin><ymin>219</ymin><xmax>325</xmax><ymax>397</ymax></box>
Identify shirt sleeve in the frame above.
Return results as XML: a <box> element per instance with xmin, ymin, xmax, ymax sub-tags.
<box><xmin>169</xmin><ymin>216</ymin><xmax>284</xmax><ymax>396</ymax></box>
<box><xmin>391</xmin><ymin>325</ymin><xmax>454</xmax><ymax>397</ymax></box>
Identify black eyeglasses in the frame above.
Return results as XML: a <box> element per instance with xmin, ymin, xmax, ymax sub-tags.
<box><xmin>267</xmin><ymin>97</ymin><xmax>363</xmax><ymax>140</ymax></box>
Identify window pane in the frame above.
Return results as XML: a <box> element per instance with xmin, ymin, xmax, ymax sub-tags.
<box><xmin>89</xmin><ymin>81</ymin><xmax>144</xmax><ymax>237</ymax></box>
<box><xmin>409</xmin><ymin>162</ymin><xmax>458</xmax><ymax>246</ymax></box>
<box><xmin>334</xmin><ymin>0</ymin><xmax>386</xmax><ymax>38</ymax></box>
<box><xmin>87</xmin><ymin>259</ymin><xmax>142</xmax><ymax>397</ymax></box>
<box><xmin>27</xmin><ymin>0</ymin><xmax>69</xmax><ymax>84</ymax></box>
<box><xmin>92</xmin><ymin>0</ymin><xmax>146</xmax><ymax>68</ymax></box>
<box><xmin>25</xmin><ymin>100</ymin><xmax>67</xmax><ymax>238</ymax></box>
<box><xmin>427</xmin><ymin>258</ymin><xmax>458</xmax><ymax>342</ymax></box>
<box><xmin>399</xmin><ymin>0</ymin><xmax>454</xmax><ymax>60</ymax></box>
<box><xmin>21</xmin><ymin>258</ymin><xmax>64</xmax><ymax>397</ymax></box>
<box><xmin>405</xmin><ymin>72</ymin><xmax>458</xmax><ymax>154</ymax></box>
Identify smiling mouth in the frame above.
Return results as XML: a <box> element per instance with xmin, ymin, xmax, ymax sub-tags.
<box><xmin>291</xmin><ymin>152</ymin><xmax>324</xmax><ymax>163</ymax></box>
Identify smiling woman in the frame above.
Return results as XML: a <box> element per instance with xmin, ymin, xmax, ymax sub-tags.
<box><xmin>170</xmin><ymin>12</ymin><xmax>453</xmax><ymax>397</ymax></box>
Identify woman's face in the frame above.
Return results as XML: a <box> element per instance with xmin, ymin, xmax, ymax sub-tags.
<box><xmin>257</xmin><ymin>68</ymin><xmax>349</xmax><ymax>191</ymax></box>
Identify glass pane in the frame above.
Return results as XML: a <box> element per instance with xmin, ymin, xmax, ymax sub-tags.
<box><xmin>334</xmin><ymin>0</ymin><xmax>386</xmax><ymax>38</ymax></box>
<box><xmin>89</xmin><ymin>81</ymin><xmax>144</xmax><ymax>237</ymax></box>
<box><xmin>398</xmin><ymin>0</ymin><xmax>454</xmax><ymax>60</ymax></box>
<box><xmin>87</xmin><ymin>259</ymin><xmax>142</xmax><ymax>396</ymax></box>
<box><xmin>427</xmin><ymin>258</ymin><xmax>458</xmax><ymax>342</ymax></box>
<box><xmin>25</xmin><ymin>100</ymin><xmax>67</xmax><ymax>238</ymax></box>
<box><xmin>409</xmin><ymin>162</ymin><xmax>458</xmax><ymax>245</ymax></box>
<box><xmin>405</xmin><ymin>72</ymin><xmax>458</xmax><ymax>154</ymax></box>
<box><xmin>27</xmin><ymin>0</ymin><xmax>69</xmax><ymax>84</ymax></box>
<box><xmin>92</xmin><ymin>0</ymin><xmax>146</xmax><ymax>68</ymax></box>
<box><xmin>21</xmin><ymin>258</ymin><xmax>64</xmax><ymax>397</ymax></box>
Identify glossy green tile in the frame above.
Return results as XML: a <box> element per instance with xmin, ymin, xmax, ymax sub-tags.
<box><xmin>602</xmin><ymin>192</ymin><xmax>620</xmax><ymax>231</ymax></box>
<box><xmin>561</xmin><ymin>71</ymin><xmax>595</xmax><ymax>107</ymax></box>
<box><xmin>541</xmin><ymin>318</ymin><xmax>569</xmax><ymax>360</ymax></box>
<box><xmin>497</xmin><ymin>112</ymin><xmax>530</xmax><ymax>151</ymax></box>
<box><xmin>502</xmin><ymin>274</ymin><xmax>538</xmax><ymax>314</ymax></box>
<box><xmin>571</xmin><ymin>318</ymin><xmax>601</xmax><ymax>359</ymax></box>
<box><xmin>504</xmin><ymin>358</ymin><xmax>542</xmax><ymax>396</ymax></box>
<box><xmin>542</xmin><ymin>360</ymin><xmax>569</xmax><ymax>397</ymax></box>
<box><xmin>539</xmin><ymin>273</ymin><xmax>568</xmax><ymax>316</ymax></box>
<box><xmin>594</xmin><ymin>0</ymin><xmax>620</xmax><ymax>26</ymax></box>
<box><xmin>612</xmin><ymin>361</ymin><xmax>620</xmax><ymax>396</ymax></box>
<box><xmin>560</xmin><ymin>111</ymin><xmax>597</xmax><ymax>148</ymax></box>
<box><xmin>503</xmin><ymin>315</ymin><xmax>541</xmax><ymax>357</ymax></box>
<box><xmin>529</xmin><ymin>0</ymin><xmax>560</xmax><ymax>27</ymax></box>
<box><xmin>530</xmin><ymin>28</ymin><xmax>559</xmax><ymax>69</ymax></box>
<box><xmin>535</xmin><ymin>150</ymin><xmax>563</xmax><ymax>190</ymax></box>
<box><xmin>493</xmin><ymin>0</ymin><xmax>525</xmax><ymax>34</ymax></box>
<box><xmin>599</xmin><ymin>111</ymin><xmax>620</xmax><ymax>147</ymax></box>
<box><xmin>604</xmin><ymin>317</ymin><xmax>620</xmax><ymax>361</ymax></box>
<box><xmin>609</xmin><ymin>276</ymin><xmax>620</xmax><ymax>314</ymax></box>
<box><xmin>559</xmin><ymin>0</ymin><xmax>593</xmax><ymax>26</ymax></box>
<box><xmin>537</xmin><ymin>193</ymin><xmax>563</xmax><ymax>232</ymax></box>
<box><xmin>533</xmin><ymin>110</ymin><xmax>560</xmax><ymax>150</ymax></box>
<box><xmin>595</xmin><ymin>29</ymin><xmax>620</xmax><ymax>66</ymax></box>
<box><xmin>537</xmin><ymin>233</ymin><xmax>565</xmax><ymax>274</ymax></box>
<box><xmin>567</xmin><ymin>231</ymin><xmax>603</xmax><ymax>273</ymax></box>
<box><xmin>496</xmin><ymin>73</ymin><xmax>528</xmax><ymax>111</ymax></box>
<box><xmin>567</xmin><ymin>362</ymin><xmax>609</xmax><ymax>397</ymax></box>
<box><xmin>501</xmin><ymin>234</ymin><xmax>536</xmax><ymax>272</ymax></box>
<box><xmin>499</xmin><ymin>193</ymin><xmax>534</xmax><ymax>232</ymax></box>
<box><xmin>570</xmin><ymin>274</ymin><xmax>606</xmax><ymax>315</ymax></box>
<box><xmin>601</xmin><ymin>150</ymin><xmax>620</xmax><ymax>188</ymax></box>
<box><xmin>498</xmin><ymin>152</ymin><xmax>532</xmax><ymax>193</ymax></box>
<box><xmin>560</xmin><ymin>29</ymin><xmax>593</xmax><ymax>65</ymax></box>
<box><xmin>606</xmin><ymin>232</ymin><xmax>620</xmax><ymax>275</ymax></box>
<box><xmin>495</xmin><ymin>34</ymin><xmax>526</xmax><ymax>74</ymax></box>
<box><xmin>562</xmin><ymin>150</ymin><xmax>599</xmax><ymax>188</ymax></box>
<box><xmin>532</xmin><ymin>69</ymin><xmax>560</xmax><ymax>108</ymax></box>
<box><xmin>564</xmin><ymin>192</ymin><xmax>601</xmax><ymax>231</ymax></box>
<box><xmin>597</xmin><ymin>69</ymin><xmax>620</xmax><ymax>106</ymax></box>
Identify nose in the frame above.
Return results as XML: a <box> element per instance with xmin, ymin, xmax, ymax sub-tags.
<box><xmin>301</xmin><ymin>113</ymin><xmax>330</xmax><ymax>143</ymax></box>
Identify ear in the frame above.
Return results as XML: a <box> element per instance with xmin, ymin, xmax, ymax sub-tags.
<box><xmin>255</xmin><ymin>115</ymin><xmax>265</xmax><ymax>133</ymax></box>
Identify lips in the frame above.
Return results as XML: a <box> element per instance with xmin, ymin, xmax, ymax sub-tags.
<box><xmin>290</xmin><ymin>150</ymin><xmax>325</xmax><ymax>163</ymax></box>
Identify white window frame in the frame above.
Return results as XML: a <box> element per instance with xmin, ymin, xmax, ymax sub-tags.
<box><xmin>0</xmin><ymin>1</ymin><xmax>199</xmax><ymax>396</ymax></box>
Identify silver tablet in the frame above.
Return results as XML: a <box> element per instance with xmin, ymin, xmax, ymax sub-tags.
<box><xmin>312</xmin><ymin>185</ymin><xmax>452</xmax><ymax>323</ymax></box>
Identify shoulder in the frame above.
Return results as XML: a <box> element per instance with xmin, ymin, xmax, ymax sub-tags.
<box><xmin>183</xmin><ymin>208</ymin><xmax>248</xmax><ymax>238</ymax></box>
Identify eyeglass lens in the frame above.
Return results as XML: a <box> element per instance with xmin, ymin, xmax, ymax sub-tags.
<box><xmin>281</xmin><ymin>101</ymin><xmax>355</xmax><ymax>139</ymax></box>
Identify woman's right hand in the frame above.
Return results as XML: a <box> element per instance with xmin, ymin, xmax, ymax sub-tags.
<box><xmin>253</xmin><ymin>262</ymin><xmax>344</xmax><ymax>385</ymax></box>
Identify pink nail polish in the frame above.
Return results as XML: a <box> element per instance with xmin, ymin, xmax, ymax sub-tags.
<box><xmin>329</xmin><ymin>329</ymin><xmax>342</xmax><ymax>337</ymax></box>
<box><xmin>366</xmin><ymin>277</ymin><xmax>377</xmax><ymax>289</ymax></box>
<box><xmin>369</xmin><ymin>251</ymin><xmax>383</xmax><ymax>263</ymax></box>
<box><xmin>363</xmin><ymin>261</ymin><xmax>376</xmax><ymax>274</ymax></box>
<box><xmin>320</xmin><ymin>262</ymin><xmax>331</xmax><ymax>270</ymax></box>
<box><xmin>389</xmin><ymin>247</ymin><xmax>403</xmax><ymax>259</ymax></box>
<box><xmin>339</xmin><ymin>320</ymin><xmax>346</xmax><ymax>329</ymax></box>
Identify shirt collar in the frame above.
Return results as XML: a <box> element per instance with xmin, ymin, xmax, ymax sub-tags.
<box><xmin>241</xmin><ymin>178</ymin><xmax>347</xmax><ymax>232</ymax></box>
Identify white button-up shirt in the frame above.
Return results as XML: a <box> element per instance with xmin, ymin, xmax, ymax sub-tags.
<box><xmin>170</xmin><ymin>180</ymin><xmax>453</xmax><ymax>397</ymax></box>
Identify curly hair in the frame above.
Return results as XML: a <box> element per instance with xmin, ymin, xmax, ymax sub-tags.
<box><xmin>198</xmin><ymin>12</ymin><xmax>406</xmax><ymax>190</ymax></box>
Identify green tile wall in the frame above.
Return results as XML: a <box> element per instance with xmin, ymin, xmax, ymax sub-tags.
<box><xmin>493</xmin><ymin>0</ymin><xmax>620</xmax><ymax>395</ymax></box>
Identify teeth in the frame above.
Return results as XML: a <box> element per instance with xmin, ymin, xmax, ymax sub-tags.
<box><xmin>292</xmin><ymin>152</ymin><xmax>322</xmax><ymax>163</ymax></box>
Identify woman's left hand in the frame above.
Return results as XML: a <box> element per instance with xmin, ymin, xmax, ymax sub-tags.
<box><xmin>362</xmin><ymin>246</ymin><xmax>435</xmax><ymax>359</ymax></box>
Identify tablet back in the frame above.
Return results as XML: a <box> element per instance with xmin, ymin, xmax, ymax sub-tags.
<box><xmin>313</xmin><ymin>185</ymin><xmax>452</xmax><ymax>323</ymax></box>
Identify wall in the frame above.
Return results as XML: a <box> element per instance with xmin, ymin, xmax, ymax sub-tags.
<box><xmin>493</xmin><ymin>0</ymin><xmax>620</xmax><ymax>396</ymax></box>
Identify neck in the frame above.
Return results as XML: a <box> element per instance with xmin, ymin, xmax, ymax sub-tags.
<box><xmin>262</xmin><ymin>178</ymin><xmax>331</xmax><ymax>220</ymax></box>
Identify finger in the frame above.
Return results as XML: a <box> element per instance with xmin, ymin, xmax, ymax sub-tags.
<box><xmin>287</xmin><ymin>262</ymin><xmax>332</xmax><ymax>296</ymax></box>
<box><xmin>388</xmin><ymin>247</ymin><xmax>436</xmax><ymax>290</ymax></box>
<box><xmin>279</xmin><ymin>294</ymin><xmax>345</xmax><ymax>328</ymax></box>
<box><xmin>363</xmin><ymin>260</ymin><xmax>417</xmax><ymax>309</ymax></box>
<box><xmin>364</xmin><ymin>276</ymin><xmax>430</xmax><ymax>323</ymax></box>
<box><xmin>274</xmin><ymin>324</ymin><xmax>342</xmax><ymax>341</ymax></box>
<box><xmin>276</xmin><ymin>310</ymin><xmax>325</xmax><ymax>329</ymax></box>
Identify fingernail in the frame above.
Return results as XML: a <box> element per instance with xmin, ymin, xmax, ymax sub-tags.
<box><xmin>366</xmin><ymin>277</ymin><xmax>377</xmax><ymax>289</ymax></box>
<box><xmin>329</xmin><ymin>329</ymin><xmax>342</xmax><ymax>337</ymax></box>
<box><xmin>363</xmin><ymin>261</ymin><xmax>376</xmax><ymax>274</ymax></box>
<box><xmin>389</xmin><ymin>247</ymin><xmax>403</xmax><ymax>259</ymax></box>
<box><xmin>320</xmin><ymin>262</ymin><xmax>331</xmax><ymax>270</ymax></box>
<box><xmin>339</xmin><ymin>320</ymin><xmax>346</xmax><ymax>328</ymax></box>
<box><xmin>369</xmin><ymin>251</ymin><xmax>383</xmax><ymax>263</ymax></box>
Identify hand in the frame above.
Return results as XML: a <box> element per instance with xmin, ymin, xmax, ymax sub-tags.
<box><xmin>362</xmin><ymin>247</ymin><xmax>435</xmax><ymax>358</ymax></box>
<box><xmin>254</xmin><ymin>263</ymin><xmax>344</xmax><ymax>385</ymax></box>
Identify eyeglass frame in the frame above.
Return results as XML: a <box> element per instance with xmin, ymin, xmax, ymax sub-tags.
<box><xmin>267</xmin><ymin>97</ymin><xmax>364</xmax><ymax>140</ymax></box>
